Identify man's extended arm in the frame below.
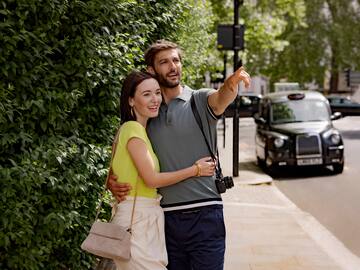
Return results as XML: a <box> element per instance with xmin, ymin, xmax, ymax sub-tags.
<box><xmin>207</xmin><ymin>66</ymin><xmax>250</xmax><ymax>116</ymax></box>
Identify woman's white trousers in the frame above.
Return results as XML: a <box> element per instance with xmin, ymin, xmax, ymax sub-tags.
<box><xmin>112</xmin><ymin>196</ymin><xmax>168</xmax><ymax>270</ymax></box>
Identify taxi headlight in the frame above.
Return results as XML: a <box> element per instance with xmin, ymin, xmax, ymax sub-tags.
<box><xmin>330</xmin><ymin>134</ymin><xmax>341</xmax><ymax>144</ymax></box>
<box><xmin>274</xmin><ymin>138</ymin><xmax>285</xmax><ymax>148</ymax></box>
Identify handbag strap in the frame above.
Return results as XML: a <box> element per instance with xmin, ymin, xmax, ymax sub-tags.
<box><xmin>190</xmin><ymin>94</ymin><xmax>223</xmax><ymax>179</ymax></box>
<box><xmin>94</xmin><ymin>127</ymin><xmax>138</xmax><ymax>234</ymax></box>
<box><xmin>127</xmin><ymin>178</ymin><xmax>138</xmax><ymax>233</ymax></box>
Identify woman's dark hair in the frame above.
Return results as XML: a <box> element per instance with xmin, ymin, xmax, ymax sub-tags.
<box><xmin>120</xmin><ymin>71</ymin><xmax>155</xmax><ymax>124</ymax></box>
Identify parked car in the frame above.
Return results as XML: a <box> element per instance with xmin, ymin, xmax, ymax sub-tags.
<box><xmin>224</xmin><ymin>93</ymin><xmax>262</xmax><ymax>118</ymax></box>
<box><xmin>327</xmin><ymin>95</ymin><xmax>360</xmax><ymax>116</ymax></box>
<box><xmin>254</xmin><ymin>91</ymin><xmax>344</xmax><ymax>175</ymax></box>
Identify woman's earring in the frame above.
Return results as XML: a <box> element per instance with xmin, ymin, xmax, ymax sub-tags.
<box><xmin>131</xmin><ymin>106</ymin><xmax>135</xmax><ymax>118</ymax></box>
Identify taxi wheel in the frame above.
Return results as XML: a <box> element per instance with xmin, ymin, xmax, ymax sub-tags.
<box><xmin>257</xmin><ymin>156</ymin><xmax>265</xmax><ymax>168</ymax></box>
<box><xmin>265</xmin><ymin>155</ymin><xmax>279</xmax><ymax>177</ymax></box>
<box><xmin>332</xmin><ymin>162</ymin><xmax>344</xmax><ymax>174</ymax></box>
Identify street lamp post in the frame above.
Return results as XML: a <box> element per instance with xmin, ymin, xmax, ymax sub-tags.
<box><xmin>232</xmin><ymin>0</ymin><xmax>242</xmax><ymax>177</ymax></box>
<box><xmin>216</xmin><ymin>0</ymin><xmax>244</xmax><ymax>177</ymax></box>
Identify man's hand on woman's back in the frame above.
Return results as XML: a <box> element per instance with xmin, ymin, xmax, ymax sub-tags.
<box><xmin>107</xmin><ymin>175</ymin><xmax>132</xmax><ymax>202</ymax></box>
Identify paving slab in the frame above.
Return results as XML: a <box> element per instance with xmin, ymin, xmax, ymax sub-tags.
<box><xmin>223</xmin><ymin>187</ymin><xmax>344</xmax><ymax>270</ymax></box>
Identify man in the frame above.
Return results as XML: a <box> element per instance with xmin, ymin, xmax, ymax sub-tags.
<box><xmin>108</xmin><ymin>40</ymin><xmax>250</xmax><ymax>270</ymax></box>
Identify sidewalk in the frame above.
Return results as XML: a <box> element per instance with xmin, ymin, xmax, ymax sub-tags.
<box><xmin>218</xmin><ymin>118</ymin><xmax>360</xmax><ymax>270</ymax></box>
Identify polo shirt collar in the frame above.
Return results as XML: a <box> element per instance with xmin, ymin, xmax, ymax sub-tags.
<box><xmin>176</xmin><ymin>85</ymin><xmax>193</xmax><ymax>101</ymax></box>
<box><xmin>160</xmin><ymin>85</ymin><xmax>193</xmax><ymax>108</ymax></box>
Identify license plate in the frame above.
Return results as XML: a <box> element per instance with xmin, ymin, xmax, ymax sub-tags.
<box><xmin>297</xmin><ymin>158</ymin><xmax>323</xmax><ymax>166</ymax></box>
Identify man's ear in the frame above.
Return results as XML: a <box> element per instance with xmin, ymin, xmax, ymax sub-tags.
<box><xmin>147</xmin><ymin>66</ymin><xmax>155</xmax><ymax>75</ymax></box>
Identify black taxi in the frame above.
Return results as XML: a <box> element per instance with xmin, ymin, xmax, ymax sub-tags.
<box><xmin>253</xmin><ymin>91</ymin><xmax>344</xmax><ymax>174</ymax></box>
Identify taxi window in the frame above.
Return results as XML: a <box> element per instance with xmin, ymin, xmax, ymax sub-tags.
<box><xmin>271</xmin><ymin>100</ymin><xmax>329</xmax><ymax>124</ymax></box>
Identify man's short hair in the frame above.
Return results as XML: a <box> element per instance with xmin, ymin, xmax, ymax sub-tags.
<box><xmin>144</xmin><ymin>40</ymin><xmax>182</xmax><ymax>68</ymax></box>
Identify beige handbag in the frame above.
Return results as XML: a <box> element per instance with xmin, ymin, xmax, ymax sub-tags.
<box><xmin>81</xmin><ymin>128</ymin><xmax>138</xmax><ymax>261</ymax></box>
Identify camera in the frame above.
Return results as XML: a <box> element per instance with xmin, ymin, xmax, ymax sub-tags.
<box><xmin>215</xmin><ymin>176</ymin><xmax>234</xmax><ymax>194</ymax></box>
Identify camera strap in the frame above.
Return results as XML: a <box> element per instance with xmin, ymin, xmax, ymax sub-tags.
<box><xmin>190</xmin><ymin>94</ymin><xmax>223</xmax><ymax>179</ymax></box>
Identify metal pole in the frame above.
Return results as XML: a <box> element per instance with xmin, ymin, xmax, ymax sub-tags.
<box><xmin>232</xmin><ymin>0</ymin><xmax>241</xmax><ymax>177</ymax></box>
<box><xmin>223</xmin><ymin>53</ymin><xmax>227</xmax><ymax>148</ymax></box>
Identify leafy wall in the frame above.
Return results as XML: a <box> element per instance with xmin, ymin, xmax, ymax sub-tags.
<box><xmin>0</xmin><ymin>0</ymin><xmax>214</xmax><ymax>269</ymax></box>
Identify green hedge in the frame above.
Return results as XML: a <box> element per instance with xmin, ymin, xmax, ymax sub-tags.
<box><xmin>0</xmin><ymin>0</ymin><xmax>214</xmax><ymax>269</ymax></box>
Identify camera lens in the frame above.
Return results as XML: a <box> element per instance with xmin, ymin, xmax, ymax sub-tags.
<box><xmin>215</xmin><ymin>176</ymin><xmax>234</xmax><ymax>194</ymax></box>
<box><xmin>223</xmin><ymin>176</ymin><xmax>234</xmax><ymax>189</ymax></box>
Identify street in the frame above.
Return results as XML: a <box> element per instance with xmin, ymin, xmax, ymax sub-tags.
<box><xmin>221</xmin><ymin>116</ymin><xmax>360</xmax><ymax>258</ymax></box>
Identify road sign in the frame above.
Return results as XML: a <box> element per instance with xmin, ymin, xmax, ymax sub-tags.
<box><xmin>217</xmin><ymin>24</ymin><xmax>245</xmax><ymax>51</ymax></box>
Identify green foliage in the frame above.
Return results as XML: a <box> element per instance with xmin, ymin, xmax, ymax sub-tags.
<box><xmin>0</xmin><ymin>138</ymin><xmax>110</xmax><ymax>269</ymax></box>
<box><xmin>208</xmin><ymin>0</ymin><xmax>308</xmax><ymax>86</ymax></box>
<box><xmin>239</xmin><ymin>0</ymin><xmax>307</xmax><ymax>78</ymax></box>
<box><xmin>175</xmin><ymin>0</ymin><xmax>217</xmax><ymax>87</ymax></box>
<box><xmin>243</xmin><ymin>0</ymin><xmax>360</xmax><ymax>90</ymax></box>
<box><xmin>208</xmin><ymin>0</ymin><xmax>233</xmax><ymax>28</ymax></box>
<box><xmin>0</xmin><ymin>0</ymin><xmax>216</xmax><ymax>269</ymax></box>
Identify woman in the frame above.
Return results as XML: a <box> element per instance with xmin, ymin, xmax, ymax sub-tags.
<box><xmin>111</xmin><ymin>71</ymin><xmax>215</xmax><ymax>270</ymax></box>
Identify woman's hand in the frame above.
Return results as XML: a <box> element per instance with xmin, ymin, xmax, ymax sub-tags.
<box><xmin>194</xmin><ymin>157</ymin><xmax>216</xmax><ymax>176</ymax></box>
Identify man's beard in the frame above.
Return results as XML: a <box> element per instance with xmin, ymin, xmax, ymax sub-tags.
<box><xmin>156</xmin><ymin>73</ymin><xmax>181</xmax><ymax>88</ymax></box>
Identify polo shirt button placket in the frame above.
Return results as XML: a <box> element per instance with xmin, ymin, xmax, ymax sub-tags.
<box><xmin>166</xmin><ymin>103</ymin><xmax>173</xmax><ymax>126</ymax></box>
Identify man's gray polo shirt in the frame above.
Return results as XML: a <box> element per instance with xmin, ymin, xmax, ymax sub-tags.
<box><xmin>147</xmin><ymin>86</ymin><xmax>222</xmax><ymax>211</ymax></box>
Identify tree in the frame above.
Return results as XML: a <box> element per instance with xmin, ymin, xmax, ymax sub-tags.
<box><xmin>324</xmin><ymin>0</ymin><xmax>360</xmax><ymax>92</ymax></box>
<box><xmin>206</xmin><ymin>0</ymin><xmax>360</xmax><ymax>93</ymax></box>
<box><xmin>208</xmin><ymin>0</ymin><xmax>307</xmax><ymax>88</ymax></box>
<box><xmin>260</xmin><ymin>0</ymin><xmax>360</xmax><ymax>92</ymax></box>
<box><xmin>175</xmin><ymin>0</ymin><xmax>217</xmax><ymax>87</ymax></box>
<box><xmin>240</xmin><ymin>0</ymin><xmax>307</xmax><ymax>84</ymax></box>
